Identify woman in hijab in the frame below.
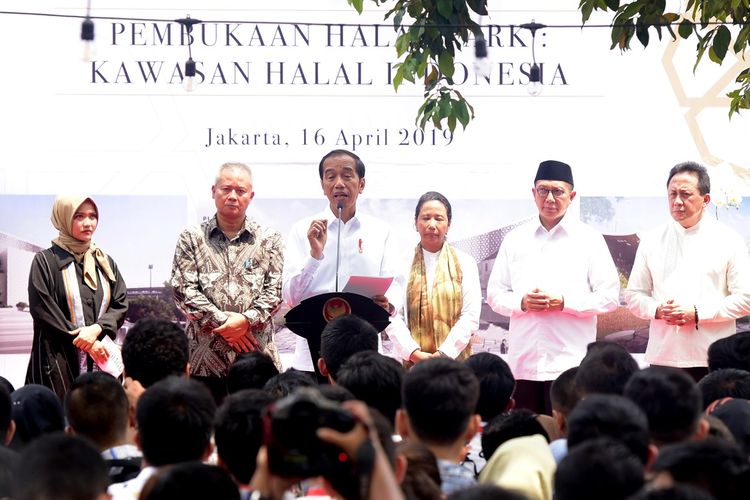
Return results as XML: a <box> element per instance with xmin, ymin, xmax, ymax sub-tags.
<box><xmin>387</xmin><ymin>191</ymin><xmax>481</xmax><ymax>366</ymax></box>
<box><xmin>25</xmin><ymin>196</ymin><xmax>128</xmax><ymax>399</ymax></box>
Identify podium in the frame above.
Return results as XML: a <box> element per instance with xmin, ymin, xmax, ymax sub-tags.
<box><xmin>284</xmin><ymin>292</ymin><xmax>391</xmax><ymax>383</ymax></box>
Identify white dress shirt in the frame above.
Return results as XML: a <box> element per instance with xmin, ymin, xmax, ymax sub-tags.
<box><xmin>282</xmin><ymin>207</ymin><xmax>404</xmax><ymax>370</ymax></box>
<box><xmin>625</xmin><ymin>216</ymin><xmax>750</xmax><ymax>367</ymax></box>
<box><xmin>386</xmin><ymin>245</ymin><xmax>481</xmax><ymax>360</ymax></box>
<box><xmin>486</xmin><ymin>216</ymin><xmax>619</xmax><ymax>381</ymax></box>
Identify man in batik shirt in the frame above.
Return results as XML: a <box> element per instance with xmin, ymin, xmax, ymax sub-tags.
<box><xmin>171</xmin><ymin>162</ymin><xmax>283</xmax><ymax>402</ymax></box>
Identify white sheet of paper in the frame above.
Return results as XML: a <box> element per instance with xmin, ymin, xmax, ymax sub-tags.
<box><xmin>97</xmin><ymin>335</ymin><xmax>125</xmax><ymax>378</ymax></box>
<box><xmin>343</xmin><ymin>276</ymin><xmax>394</xmax><ymax>297</ymax></box>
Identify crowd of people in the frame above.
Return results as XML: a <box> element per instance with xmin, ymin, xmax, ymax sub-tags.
<box><xmin>6</xmin><ymin>150</ymin><xmax>750</xmax><ymax>499</ymax></box>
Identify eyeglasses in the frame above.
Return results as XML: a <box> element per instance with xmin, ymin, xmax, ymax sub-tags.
<box><xmin>535</xmin><ymin>187</ymin><xmax>567</xmax><ymax>198</ymax></box>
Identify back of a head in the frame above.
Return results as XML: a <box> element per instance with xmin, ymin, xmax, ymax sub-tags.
<box><xmin>65</xmin><ymin>371</ymin><xmax>129</xmax><ymax>450</ymax></box>
<box><xmin>336</xmin><ymin>350</ymin><xmax>404</xmax><ymax>423</ymax></box>
<box><xmin>0</xmin><ymin>446</ymin><xmax>17</xmax><ymax>498</ymax></box>
<box><xmin>136</xmin><ymin>376</ymin><xmax>216</xmax><ymax>466</ymax></box>
<box><xmin>17</xmin><ymin>433</ymin><xmax>109</xmax><ymax>500</ymax></box>
<box><xmin>214</xmin><ymin>389</ymin><xmax>273</xmax><ymax>485</ymax></box>
<box><xmin>577</xmin><ymin>342</ymin><xmax>639</xmax><ymax>396</ymax></box>
<box><xmin>554</xmin><ymin>438</ymin><xmax>644</xmax><ymax>500</ymax></box>
<box><xmin>447</xmin><ymin>484</ymin><xmax>529</xmax><ymax>500</ymax></box>
<box><xmin>624</xmin><ymin>367</ymin><xmax>702</xmax><ymax>446</ymax></box>
<box><xmin>705</xmin><ymin>397</ymin><xmax>750</xmax><ymax>456</ymax></box>
<box><xmin>627</xmin><ymin>484</ymin><xmax>717</xmax><ymax>500</ymax></box>
<box><xmin>402</xmin><ymin>357</ymin><xmax>479</xmax><ymax>446</ymax></box>
<box><xmin>319</xmin><ymin>314</ymin><xmax>379</xmax><ymax>380</ymax></box>
<box><xmin>651</xmin><ymin>438</ymin><xmax>750</xmax><ymax>500</ymax></box>
<box><xmin>122</xmin><ymin>319</ymin><xmax>188</xmax><ymax>387</ymax></box>
<box><xmin>697</xmin><ymin>368</ymin><xmax>750</xmax><ymax>409</ymax></box>
<box><xmin>464</xmin><ymin>352</ymin><xmax>515</xmax><ymax>422</ymax></box>
<box><xmin>263</xmin><ymin>369</ymin><xmax>316</xmax><ymax>400</ymax></box>
<box><xmin>481</xmin><ymin>409</ymin><xmax>549</xmax><ymax>461</ymax></box>
<box><xmin>550</xmin><ymin>367</ymin><xmax>579</xmax><ymax>418</ymax></box>
<box><xmin>227</xmin><ymin>351</ymin><xmax>280</xmax><ymax>394</ymax></box>
<box><xmin>708</xmin><ymin>332</ymin><xmax>750</xmax><ymax>372</ymax></box>
<box><xmin>567</xmin><ymin>393</ymin><xmax>651</xmax><ymax>464</ymax></box>
<box><xmin>9</xmin><ymin>384</ymin><xmax>64</xmax><ymax>450</ymax></box>
<box><xmin>0</xmin><ymin>385</ymin><xmax>10</xmax><ymax>443</ymax></box>
<box><xmin>142</xmin><ymin>462</ymin><xmax>240</xmax><ymax>500</ymax></box>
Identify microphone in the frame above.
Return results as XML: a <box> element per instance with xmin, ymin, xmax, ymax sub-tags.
<box><xmin>335</xmin><ymin>202</ymin><xmax>343</xmax><ymax>292</ymax></box>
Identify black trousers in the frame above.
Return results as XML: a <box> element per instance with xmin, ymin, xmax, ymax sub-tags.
<box><xmin>513</xmin><ymin>379</ymin><xmax>554</xmax><ymax>416</ymax></box>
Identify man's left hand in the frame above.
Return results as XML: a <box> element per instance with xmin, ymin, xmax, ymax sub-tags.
<box><xmin>71</xmin><ymin>324</ymin><xmax>103</xmax><ymax>351</ymax></box>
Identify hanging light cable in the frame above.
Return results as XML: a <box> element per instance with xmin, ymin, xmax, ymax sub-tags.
<box><xmin>521</xmin><ymin>20</ymin><xmax>546</xmax><ymax>96</ymax></box>
<box><xmin>176</xmin><ymin>15</ymin><xmax>202</xmax><ymax>92</ymax></box>
<box><xmin>80</xmin><ymin>0</ymin><xmax>94</xmax><ymax>62</ymax></box>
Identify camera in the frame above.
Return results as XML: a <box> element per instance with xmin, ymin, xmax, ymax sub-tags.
<box><xmin>263</xmin><ymin>387</ymin><xmax>356</xmax><ymax>479</ymax></box>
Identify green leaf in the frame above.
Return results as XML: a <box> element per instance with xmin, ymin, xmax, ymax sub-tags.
<box><xmin>604</xmin><ymin>0</ymin><xmax>620</xmax><ymax>9</ymax></box>
<box><xmin>456</xmin><ymin>100</ymin><xmax>470</xmax><ymax>129</ymax></box>
<box><xmin>437</xmin><ymin>0</ymin><xmax>453</xmax><ymax>19</ymax></box>
<box><xmin>447</xmin><ymin>114</ymin><xmax>457</xmax><ymax>132</ymax></box>
<box><xmin>346</xmin><ymin>0</ymin><xmax>364</xmax><ymax>15</ymax></box>
<box><xmin>636</xmin><ymin>23</ymin><xmax>650</xmax><ymax>47</ymax></box>
<box><xmin>678</xmin><ymin>19</ymin><xmax>694</xmax><ymax>39</ymax></box>
<box><xmin>438</xmin><ymin>51</ymin><xmax>455</xmax><ymax>78</ymax></box>
<box><xmin>467</xmin><ymin>0</ymin><xmax>489</xmax><ymax>16</ymax></box>
<box><xmin>712</xmin><ymin>25</ymin><xmax>731</xmax><ymax>62</ymax></box>
<box><xmin>395</xmin><ymin>33</ymin><xmax>409</xmax><ymax>57</ymax></box>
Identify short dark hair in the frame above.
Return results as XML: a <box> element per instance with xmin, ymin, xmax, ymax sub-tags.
<box><xmin>566</xmin><ymin>394</ymin><xmax>651</xmax><ymax>464</ymax></box>
<box><xmin>576</xmin><ymin>342</ymin><xmax>639</xmax><ymax>396</ymax></box>
<box><xmin>318</xmin><ymin>149</ymin><xmax>365</xmax><ymax>179</ymax></box>
<box><xmin>319</xmin><ymin>315</ymin><xmax>379</xmax><ymax>380</ymax></box>
<box><xmin>142</xmin><ymin>462</ymin><xmax>240</xmax><ymax>500</ymax></box>
<box><xmin>123</xmin><ymin>319</ymin><xmax>188</xmax><ymax>387</ymax></box>
<box><xmin>550</xmin><ymin>366</ymin><xmax>579</xmax><ymax>416</ymax></box>
<box><xmin>697</xmin><ymin>368</ymin><xmax>750</xmax><ymax>409</ymax></box>
<box><xmin>263</xmin><ymin>369</ymin><xmax>316</xmax><ymax>400</ymax></box>
<box><xmin>554</xmin><ymin>438</ymin><xmax>644</xmax><ymax>500</ymax></box>
<box><xmin>336</xmin><ymin>351</ymin><xmax>404</xmax><ymax>423</ymax></box>
<box><xmin>0</xmin><ymin>385</ymin><xmax>11</xmax><ymax>441</ymax></box>
<box><xmin>624</xmin><ymin>367</ymin><xmax>702</xmax><ymax>446</ymax></box>
<box><xmin>64</xmin><ymin>371</ymin><xmax>129</xmax><ymax>449</ymax></box>
<box><xmin>402</xmin><ymin>357</ymin><xmax>479</xmax><ymax>446</ymax></box>
<box><xmin>414</xmin><ymin>191</ymin><xmax>452</xmax><ymax>223</ymax></box>
<box><xmin>464</xmin><ymin>352</ymin><xmax>515</xmax><ymax>422</ymax></box>
<box><xmin>227</xmin><ymin>352</ymin><xmax>280</xmax><ymax>394</ymax></box>
<box><xmin>708</xmin><ymin>332</ymin><xmax>750</xmax><ymax>372</ymax></box>
<box><xmin>135</xmin><ymin>376</ymin><xmax>216</xmax><ymax>466</ymax></box>
<box><xmin>0</xmin><ymin>446</ymin><xmax>18</xmax><ymax>498</ymax></box>
<box><xmin>214</xmin><ymin>389</ymin><xmax>273</xmax><ymax>485</ymax></box>
<box><xmin>16</xmin><ymin>433</ymin><xmax>109</xmax><ymax>500</ymax></box>
<box><xmin>667</xmin><ymin>161</ymin><xmax>710</xmax><ymax>195</ymax></box>
<box><xmin>627</xmin><ymin>484</ymin><xmax>717</xmax><ymax>500</ymax></box>
<box><xmin>650</xmin><ymin>438</ymin><xmax>750</xmax><ymax>500</ymax></box>
<box><xmin>481</xmin><ymin>409</ymin><xmax>549</xmax><ymax>461</ymax></box>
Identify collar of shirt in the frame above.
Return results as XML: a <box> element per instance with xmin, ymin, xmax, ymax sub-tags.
<box><xmin>207</xmin><ymin>214</ymin><xmax>256</xmax><ymax>242</ymax></box>
<box><xmin>533</xmin><ymin>213</ymin><xmax>574</xmax><ymax>238</ymax></box>
<box><xmin>316</xmin><ymin>205</ymin><xmax>362</xmax><ymax>232</ymax></box>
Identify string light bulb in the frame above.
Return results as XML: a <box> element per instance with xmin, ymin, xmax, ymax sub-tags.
<box><xmin>176</xmin><ymin>15</ymin><xmax>202</xmax><ymax>93</ymax></box>
<box><xmin>184</xmin><ymin>57</ymin><xmax>196</xmax><ymax>92</ymax></box>
<box><xmin>521</xmin><ymin>20</ymin><xmax>546</xmax><ymax>96</ymax></box>
<box><xmin>81</xmin><ymin>17</ymin><xmax>95</xmax><ymax>62</ymax></box>
<box><xmin>473</xmin><ymin>33</ymin><xmax>491</xmax><ymax>82</ymax></box>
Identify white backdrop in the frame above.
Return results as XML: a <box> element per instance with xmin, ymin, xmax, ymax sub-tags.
<box><xmin>1</xmin><ymin>0</ymin><xmax>748</xmax><ymax>289</ymax></box>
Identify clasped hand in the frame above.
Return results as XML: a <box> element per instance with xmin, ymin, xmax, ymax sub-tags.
<box><xmin>521</xmin><ymin>288</ymin><xmax>564</xmax><ymax>312</ymax></box>
<box><xmin>213</xmin><ymin>311</ymin><xmax>260</xmax><ymax>353</ymax></box>
<box><xmin>656</xmin><ymin>299</ymin><xmax>695</xmax><ymax>326</ymax></box>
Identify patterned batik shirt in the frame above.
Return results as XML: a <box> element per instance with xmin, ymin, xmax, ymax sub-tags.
<box><xmin>171</xmin><ymin>215</ymin><xmax>284</xmax><ymax>377</ymax></box>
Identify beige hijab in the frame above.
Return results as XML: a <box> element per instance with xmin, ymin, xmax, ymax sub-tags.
<box><xmin>50</xmin><ymin>195</ymin><xmax>115</xmax><ymax>290</ymax></box>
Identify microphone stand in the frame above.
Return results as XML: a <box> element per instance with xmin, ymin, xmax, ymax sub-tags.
<box><xmin>335</xmin><ymin>202</ymin><xmax>343</xmax><ymax>292</ymax></box>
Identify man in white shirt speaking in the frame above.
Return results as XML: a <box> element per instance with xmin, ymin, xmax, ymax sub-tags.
<box><xmin>625</xmin><ymin>161</ymin><xmax>750</xmax><ymax>382</ymax></box>
<box><xmin>486</xmin><ymin>160</ymin><xmax>620</xmax><ymax>414</ymax></box>
<box><xmin>282</xmin><ymin>149</ymin><xmax>403</xmax><ymax>372</ymax></box>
